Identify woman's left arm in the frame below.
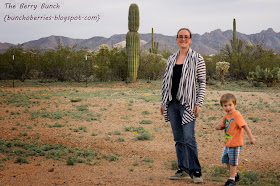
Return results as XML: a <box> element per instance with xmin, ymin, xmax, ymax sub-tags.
<box><xmin>195</xmin><ymin>54</ymin><xmax>206</xmax><ymax>107</ymax></box>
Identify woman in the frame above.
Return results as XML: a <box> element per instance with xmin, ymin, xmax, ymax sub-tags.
<box><xmin>160</xmin><ymin>28</ymin><xmax>206</xmax><ymax>184</ymax></box>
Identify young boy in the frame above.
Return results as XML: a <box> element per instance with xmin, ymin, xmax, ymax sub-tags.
<box><xmin>215</xmin><ymin>93</ymin><xmax>256</xmax><ymax>186</ymax></box>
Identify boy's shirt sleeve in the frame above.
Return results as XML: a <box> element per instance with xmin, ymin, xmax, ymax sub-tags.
<box><xmin>234</xmin><ymin>111</ymin><xmax>247</xmax><ymax>128</ymax></box>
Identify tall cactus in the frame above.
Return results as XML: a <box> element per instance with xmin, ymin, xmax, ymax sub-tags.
<box><xmin>232</xmin><ymin>18</ymin><xmax>237</xmax><ymax>52</ymax></box>
<box><xmin>150</xmin><ymin>28</ymin><xmax>158</xmax><ymax>54</ymax></box>
<box><xmin>126</xmin><ymin>3</ymin><xmax>140</xmax><ymax>82</ymax></box>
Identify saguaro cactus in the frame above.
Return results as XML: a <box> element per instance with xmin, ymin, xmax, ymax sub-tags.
<box><xmin>126</xmin><ymin>3</ymin><xmax>140</xmax><ymax>82</ymax></box>
<box><xmin>230</xmin><ymin>18</ymin><xmax>238</xmax><ymax>53</ymax></box>
<box><xmin>150</xmin><ymin>28</ymin><xmax>158</xmax><ymax>54</ymax></box>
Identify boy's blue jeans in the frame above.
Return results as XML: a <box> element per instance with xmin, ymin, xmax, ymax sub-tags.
<box><xmin>167</xmin><ymin>100</ymin><xmax>201</xmax><ymax>177</ymax></box>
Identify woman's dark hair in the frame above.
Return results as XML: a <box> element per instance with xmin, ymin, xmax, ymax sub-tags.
<box><xmin>177</xmin><ymin>28</ymin><xmax>192</xmax><ymax>38</ymax></box>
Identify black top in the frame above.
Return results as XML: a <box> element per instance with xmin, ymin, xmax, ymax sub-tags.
<box><xmin>171</xmin><ymin>64</ymin><xmax>183</xmax><ymax>101</ymax></box>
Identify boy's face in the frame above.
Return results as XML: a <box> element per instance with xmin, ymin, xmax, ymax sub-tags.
<box><xmin>222</xmin><ymin>100</ymin><xmax>237</xmax><ymax>115</ymax></box>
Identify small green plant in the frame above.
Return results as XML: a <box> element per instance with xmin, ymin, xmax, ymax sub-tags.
<box><xmin>91</xmin><ymin>133</ymin><xmax>97</xmax><ymax>136</ymax></box>
<box><xmin>248</xmin><ymin>117</ymin><xmax>259</xmax><ymax>122</ymax></box>
<box><xmin>21</xmin><ymin>132</ymin><xmax>28</xmax><ymax>136</ymax></box>
<box><xmin>70</xmin><ymin>98</ymin><xmax>82</xmax><ymax>102</ymax></box>
<box><xmin>121</xmin><ymin>115</ymin><xmax>130</xmax><ymax>119</ymax></box>
<box><xmin>139</xmin><ymin>120</ymin><xmax>153</xmax><ymax>124</ymax></box>
<box><xmin>239</xmin><ymin>170</ymin><xmax>259</xmax><ymax>185</ymax></box>
<box><xmin>133</xmin><ymin>161</ymin><xmax>139</xmax><ymax>166</ymax></box>
<box><xmin>142</xmin><ymin>110</ymin><xmax>151</xmax><ymax>115</ymax></box>
<box><xmin>144</xmin><ymin>157</ymin><xmax>153</xmax><ymax>163</ymax></box>
<box><xmin>211</xmin><ymin>166</ymin><xmax>229</xmax><ymax>182</ymax></box>
<box><xmin>76</xmin><ymin>104</ymin><xmax>89</xmax><ymax>112</ymax></box>
<box><xmin>117</xmin><ymin>138</ymin><xmax>125</xmax><ymax>142</ymax></box>
<box><xmin>170</xmin><ymin>159</ymin><xmax>178</xmax><ymax>170</ymax></box>
<box><xmin>135</xmin><ymin>132</ymin><xmax>152</xmax><ymax>140</ymax></box>
<box><xmin>15</xmin><ymin>156</ymin><xmax>29</xmax><ymax>164</ymax></box>
<box><xmin>113</xmin><ymin>130</ymin><xmax>121</xmax><ymax>135</ymax></box>
<box><xmin>66</xmin><ymin>157</ymin><xmax>75</xmax><ymax>165</ymax></box>
<box><xmin>48</xmin><ymin>122</ymin><xmax>64</xmax><ymax>128</ymax></box>
<box><xmin>78</xmin><ymin>126</ymin><xmax>87</xmax><ymax>132</ymax></box>
<box><xmin>105</xmin><ymin>136</ymin><xmax>110</xmax><ymax>141</ymax></box>
<box><xmin>108</xmin><ymin>154</ymin><xmax>118</xmax><ymax>161</ymax></box>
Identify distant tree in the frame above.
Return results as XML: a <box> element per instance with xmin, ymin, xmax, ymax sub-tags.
<box><xmin>3</xmin><ymin>46</ymin><xmax>37</xmax><ymax>82</ymax></box>
<box><xmin>216</xmin><ymin>61</ymin><xmax>230</xmax><ymax>85</ymax></box>
<box><xmin>0</xmin><ymin>50</ymin><xmax>12</xmax><ymax>79</ymax></box>
<box><xmin>93</xmin><ymin>44</ymin><xmax>111</xmax><ymax>81</ymax></box>
<box><xmin>38</xmin><ymin>49</ymin><xmax>57</xmax><ymax>80</ymax></box>
<box><xmin>68</xmin><ymin>49</ymin><xmax>89</xmax><ymax>82</ymax></box>
<box><xmin>108</xmin><ymin>47</ymin><xmax>127</xmax><ymax>81</ymax></box>
<box><xmin>138</xmin><ymin>53</ymin><xmax>166</xmax><ymax>80</ymax></box>
<box><xmin>203</xmin><ymin>55</ymin><xmax>216</xmax><ymax>80</ymax></box>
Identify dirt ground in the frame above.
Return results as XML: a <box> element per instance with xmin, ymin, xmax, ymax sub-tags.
<box><xmin>0</xmin><ymin>82</ymin><xmax>279</xmax><ymax>186</ymax></box>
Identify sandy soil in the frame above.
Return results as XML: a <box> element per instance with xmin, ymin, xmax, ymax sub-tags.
<box><xmin>0</xmin><ymin>84</ymin><xmax>279</xmax><ymax>186</ymax></box>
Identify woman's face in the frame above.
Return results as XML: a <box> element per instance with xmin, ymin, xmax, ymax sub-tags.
<box><xmin>176</xmin><ymin>29</ymin><xmax>192</xmax><ymax>49</ymax></box>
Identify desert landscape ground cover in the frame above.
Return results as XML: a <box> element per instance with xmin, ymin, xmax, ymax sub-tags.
<box><xmin>0</xmin><ymin>80</ymin><xmax>279</xmax><ymax>186</ymax></box>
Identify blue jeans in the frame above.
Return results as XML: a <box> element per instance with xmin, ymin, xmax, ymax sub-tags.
<box><xmin>167</xmin><ymin>100</ymin><xmax>201</xmax><ymax>176</ymax></box>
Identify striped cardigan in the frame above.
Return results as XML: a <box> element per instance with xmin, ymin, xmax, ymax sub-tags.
<box><xmin>161</xmin><ymin>48</ymin><xmax>206</xmax><ymax>125</ymax></box>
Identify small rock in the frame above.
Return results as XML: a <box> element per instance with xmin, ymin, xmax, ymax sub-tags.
<box><xmin>48</xmin><ymin>168</ymin><xmax>54</xmax><ymax>172</ymax></box>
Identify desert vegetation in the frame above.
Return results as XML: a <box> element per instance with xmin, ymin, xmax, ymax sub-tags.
<box><xmin>0</xmin><ymin>80</ymin><xmax>279</xmax><ymax>185</ymax></box>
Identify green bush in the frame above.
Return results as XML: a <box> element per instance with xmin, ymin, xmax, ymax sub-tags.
<box><xmin>66</xmin><ymin>157</ymin><xmax>75</xmax><ymax>165</ymax></box>
<box><xmin>138</xmin><ymin>53</ymin><xmax>166</xmax><ymax>80</ymax></box>
<box><xmin>15</xmin><ymin>156</ymin><xmax>29</xmax><ymax>164</ymax></box>
<box><xmin>249</xmin><ymin>65</ymin><xmax>280</xmax><ymax>87</ymax></box>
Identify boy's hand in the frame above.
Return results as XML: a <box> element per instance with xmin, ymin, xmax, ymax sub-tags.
<box><xmin>244</xmin><ymin>125</ymin><xmax>256</xmax><ymax>144</ymax></box>
<box><xmin>250</xmin><ymin>137</ymin><xmax>256</xmax><ymax>144</ymax></box>
<box><xmin>215</xmin><ymin>124</ymin><xmax>224</xmax><ymax>130</ymax></box>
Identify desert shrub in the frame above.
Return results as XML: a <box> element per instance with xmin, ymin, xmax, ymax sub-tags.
<box><xmin>138</xmin><ymin>53</ymin><xmax>166</xmax><ymax>80</ymax></box>
<box><xmin>15</xmin><ymin>156</ymin><xmax>29</xmax><ymax>164</ymax></box>
<box><xmin>216</xmin><ymin>61</ymin><xmax>230</xmax><ymax>85</ymax></box>
<box><xmin>249</xmin><ymin>65</ymin><xmax>280</xmax><ymax>87</ymax></box>
<box><xmin>135</xmin><ymin>132</ymin><xmax>152</xmax><ymax>140</ymax></box>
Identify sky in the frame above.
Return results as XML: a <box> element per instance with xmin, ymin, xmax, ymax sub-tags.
<box><xmin>1</xmin><ymin>0</ymin><xmax>279</xmax><ymax>44</ymax></box>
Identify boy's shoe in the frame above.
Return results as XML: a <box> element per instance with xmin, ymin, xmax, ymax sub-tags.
<box><xmin>193</xmin><ymin>176</ymin><xmax>203</xmax><ymax>184</ymax></box>
<box><xmin>224</xmin><ymin>179</ymin><xmax>236</xmax><ymax>186</ymax></box>
<box><xmin>235</xmin><ymin>173</ymin><xmax>240</xmax><ymax>182</ymax></box>
<box><xmin>169</xmin><ymin>169</ymin><xmax>190</xmax><ymax>180</ymax></box>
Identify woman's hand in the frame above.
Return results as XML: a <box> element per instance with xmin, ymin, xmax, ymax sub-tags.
<box><xmin>160</xmin><ymin>106</ymin><xmax>164</xmax><ymax>116</ymax></box>
<box><xmin>194</xmin><ymin>105</ymin><xmax>202</xmax><ymax>117</ymax></box>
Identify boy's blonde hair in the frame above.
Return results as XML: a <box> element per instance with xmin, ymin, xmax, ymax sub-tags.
<box><xmin>220</xmin><ymin>93</ymin><xmax>237</xmax><ymax>106</ymax></box>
